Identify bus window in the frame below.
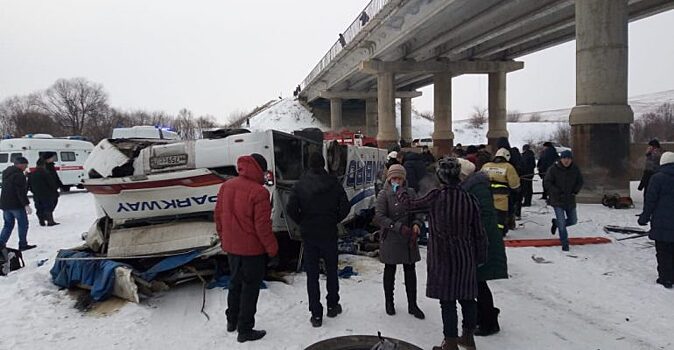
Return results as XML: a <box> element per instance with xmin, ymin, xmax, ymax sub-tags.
<box><xmin>10</xmin><ymin>153</ymin><xmax>23</xmax><ymax>163</ymax></box>
<box><xmin>60</xmin><ymin>152</ymin><xmax>76</xmax><ymax>162</ymax></box>
<box><xmin>39</xmin><ymin>152</ymin><xmax>58</xmax><ymax>161</ymax></box>
<box><xmin>0</xmin><ymin>153</ymin><xmax>8</xmax><ymax>163</ymax></box>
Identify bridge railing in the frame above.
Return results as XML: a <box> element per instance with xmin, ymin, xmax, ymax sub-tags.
<box><xmin>300</xmin><ymin>0</ymin><xmax>391</xmax><ymax>93</ymax></box>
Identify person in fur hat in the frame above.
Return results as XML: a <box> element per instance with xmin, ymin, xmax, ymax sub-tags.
<box><xmin>397</xmin><ymin>157</ymin><xmax>488</xmax><ymax>350</ymax></box>
<box><xmin>373</xmin><ymin>164</ymin><xmax>425</xmax><ymax>319</ymax></box>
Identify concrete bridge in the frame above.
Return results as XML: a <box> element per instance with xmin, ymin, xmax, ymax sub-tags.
<box><xmin>297</xmin><ymin>0</ymin><xmax>674</xmax><ymax>198</ymax></box>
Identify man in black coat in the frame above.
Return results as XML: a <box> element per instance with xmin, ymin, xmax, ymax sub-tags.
<box><xmin>520</xmin><ymin>144</ymin><xmax>537</xmax><ymax>207</ymax></box>
<box><xmin>286</xmin><ymin>153</ymin><xmax>351</xmax><ymax>327</ymax></box>
<box><xmin>0</xmin><ymin>157</ymin><xmax>36</xmax><ymax>251</ymax></box>
<box><xmin>402</xmin><ymin>152</ymin><xmax>427</xmax><ymax>193</ymax></box>
<box><xmin>544</xmin><ymin>150</ymin><xmax>583</xmax><ymax>251</ymax></box>
<box><xmin>638</xmin><ymin>152</ymin><xmax>674</xmax><ymax>289</ymax></box>
<box><xmin>29</xmin><ymin>158</ymin><xmax>60</xmax><ymax>226</ymax></box>
<box><xmin>538</xmin><ymin>142</ymin><xmax>560</xmax><ymax>200</ymax></box>
<box><xmin>42</xmin><ymin>152</ymin><xmax>63</xmax><ymax>224</ymax></box>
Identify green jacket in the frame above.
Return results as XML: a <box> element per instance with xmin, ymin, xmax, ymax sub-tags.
<box><xmin>461</xmin><ymin>172</ymin><xmax>508</xmax><ymax>281</ymax></box>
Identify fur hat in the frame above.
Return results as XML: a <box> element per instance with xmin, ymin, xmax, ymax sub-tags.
<box><xmin>458</xmin><ymin>158</ymin><xmax>476</xmax><ymax>180</ymax></box>
<box><xmin>649</xmin><ymin>139</ymin><xmax>661</xmax><ymax>148</ymax></box>
<box><xmin>661</xmin><ymin>151</ymin><xmax>674</xmax><ymax>166</ymax></box>
<box><xmin>309</xmin><ymin>152</ymin><xmax>325</xmax><ymax>169</ymax></box>
<box><xmin>436</xmin><ymin>157</ymin><xmax>461</xmax><ymax>185</ymax></box>
<box><xmin>250</xmin><ymin>153</ymin><xmax>268</xmax><ymax>171</ymax></box>
<box><xmin>386</xmin><ymin>164</ymin><xmax>406</xmax><ymax>182</ymax></box>
<box><xmin>495</xmin><ymin>148</ymin><xmax>511</xmax><ymax>161</ymax></box>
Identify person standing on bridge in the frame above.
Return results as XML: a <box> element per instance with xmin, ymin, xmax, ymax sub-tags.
<box><xmin>286</xmin><ymin>152</ymin><xmax>351</xmax><ymax>328</ymax></box>
<box><xmin>638</xmin><ymin>152</ymin><xmax>674</xmax><ymax>289</ymax></box>
<box><xmin>374</xmin><ymin>164</ymin><xmax>425</xmax><ymax>320</ymax></box>
<box><xmin>214</xmin><ymin>153</ymin><xmax>279</xmax><ymax>343</ymax></box>
<box><xmin>396</xmin><ymin>157</ymin><xmax>487</xmax><ymax>350</ymax></box>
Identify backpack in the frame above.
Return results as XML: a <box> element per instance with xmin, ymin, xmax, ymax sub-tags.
<box><xmin>1</xmin><ymin>247</ymin><xmax>25</xmax><ymax>276</ymax></box>
<box><xmin>602</xmin><ymin>193</ymin><xmax>634</xmax><ymax>209</ymax></box>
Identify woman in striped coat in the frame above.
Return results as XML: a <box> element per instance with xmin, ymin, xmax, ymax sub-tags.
<box><xmin>397</xmin><ymin>157</ymin><xmax>488</xmax><ymax>350</ymax></box>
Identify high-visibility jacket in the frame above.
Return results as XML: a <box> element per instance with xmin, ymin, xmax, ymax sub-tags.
<box><xmin>481</xmin><ymin>160</ymin><xmax>521</xmax><ymax>211</ymax></box>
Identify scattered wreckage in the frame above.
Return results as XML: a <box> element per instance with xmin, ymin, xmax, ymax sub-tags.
<box><xmin>51</xmin><ymin>127</ymin><xmax>387</xmax><ymax>303</ymax></box>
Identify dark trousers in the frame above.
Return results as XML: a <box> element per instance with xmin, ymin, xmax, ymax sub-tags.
<box><xmin>383</xmin><ymin>263</ymin><xmax>417</xmax><ymax>304</ymax></box>
<box><xmin>304</xmin><ymin>239</ymin><xmax>340</xmax><ymax>317</ymax></box>
<box><xmin>34</xmin><ymin>197</ymin><xmax>56</xmax><ymax>222</ymax></box>
<box><xmin>655</xmin><ymin>241</ymin><xmax>674</xmax><ymax>282</ymax></box>
<box><xmin>496</xmin><ymin>209</ymin><xmax>508</xmax><ymax>236</ymax></box>
<box><xmin>226</xmin><ymin>254</ymin><xmax>266</xmax><ymax>334</ymax></box>
<box><xmin>540</xmin><ymin>173</ymin><xmax>548</xmax><ymax>199</ymax></box>
<box><xmin>477</xmin><ymin>281</ymin><xmax>498</xmax><ymax>326</ymax></box>
<box><xmin>521</xmin><ymin>175</ymin><xmax>533</xmax><ymax>206</ymax></box>
<box><xmin>440</xmin><ymin>299</ymin><xmax>477</xmax><ymax>338</ymax></box>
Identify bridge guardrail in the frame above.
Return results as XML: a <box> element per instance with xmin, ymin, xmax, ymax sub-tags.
<box><xmin>300</xmin><ymin>0</ymin><xmax>391</xmax><ymax>93</ymax></box>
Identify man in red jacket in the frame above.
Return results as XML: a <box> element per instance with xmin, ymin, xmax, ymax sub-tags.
<box><xmin>214</xmin><ymin>153</ymin><xmax>278</xmax><ymax>343</ymax></box>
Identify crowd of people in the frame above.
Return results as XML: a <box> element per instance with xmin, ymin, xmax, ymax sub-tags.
<box><xmin>0</xmin><ymin>152</ymin><xmax>62</xmax><ymax>252</ymax></box>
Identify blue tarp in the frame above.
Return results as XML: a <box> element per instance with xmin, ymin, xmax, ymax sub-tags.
<box><xmin>50</xmin><ymin>249</ymin><xmax>204</xmax><ymax>302</ymax></box>
<box><xmin>50</xmin><ymin>250</ymin><xmax>125</xmax><ymax>301</ymax></box>
<box><xmin>206</xmin><ymin>274</ymin><xmax>267</xmax><ymax>290</ymax></box>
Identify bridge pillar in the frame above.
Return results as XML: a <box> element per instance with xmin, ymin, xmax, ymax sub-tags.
<box><xmin>400</xmin><ymin>97</ymin><xmax>412</xmax><ymax>145</ymax></box>
<box><xmin>569</xmin><ymin>0</ymin><xmax>633</xmax><ymax>202</ymax></box>
<box><xmin>432</xmin><ymin>73</ymin><xmax>454</xmax><ymax>157</ymax></box>
<box><xmin>365</xmin><ymin>98</ymin><xmax>378</xmax><ymax>137</ymax></box>
<box><xmin>487</xmin><ymin>71</ymin><xmax>508</xmax><ymax>149</ymax></box>
<box><xmin>330</xmin><ymin>98</ymin><xmax>343</xmax><ymax>130</ymax></box>
<box><xmin>377</xmin><ymin>72</ymin><xmax>399</xmax><ymax>148</ymax></box>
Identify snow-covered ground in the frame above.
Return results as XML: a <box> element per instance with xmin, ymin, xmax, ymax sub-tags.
<box><xmin>1</xmin><ymin>183</ymin><xmax>672</xmax><ymax>350</ymax></box>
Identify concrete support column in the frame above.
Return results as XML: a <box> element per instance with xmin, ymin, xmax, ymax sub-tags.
<box><xmin>376</xmin><ymin>72</ymin><xmax>399</xmax><ymax>148</ymax></box>
<box><xmin>330</xmin><ymin>98</ymin><xmax>343</xmax><ymax>130</ymax></box>
<box><xmin>400</xmin><ymin>97</ymin><xmax>412</xmax><ymax>144</ymax></box>
<box><xmin>432</xmin><ymin>73</ymin><xmax>454</xmax><ymax>157</ymax></box>
<box><xmin>365</xmin><ymin>98</ymin><xmax>378</xmax><ymax>137</ymax></box>
<box><xmin>487</xmin><ymin>71</ymin><xmax>508</xmax><ymax>149</ymax></box>
<box><xmin>569</xmin><ymin>0</ymin><xmax>633</xmax><ymax>201</ymax></box>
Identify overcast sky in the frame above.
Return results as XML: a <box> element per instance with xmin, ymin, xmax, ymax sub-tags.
<box><xmin>1</xmin><ymin>1</ymin><xmax>673</xmax><ymax>123</ymax></box>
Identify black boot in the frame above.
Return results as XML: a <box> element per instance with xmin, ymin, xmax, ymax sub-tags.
<box><xmin>384</xmin><ymin>265</ymin><xmax>396</xmax><ymax>315</ymax></box>
<box><xmin>37</xmin><ymin>213</ymin><xmax>46</xmax><ymax>227</ymax></box>
<box><xmin>474</xmin><ymin>308</ymin><xmax>500</xmax><ymax>336</ymax></box>
<box><xmin>404</xmin><ymin>266</ymin><xmax>425</xmax><ymax>319</ymax></box>
<box><xmin>237</xmin><ymin>329</ymin><xmax>266</xmax><ymax>343</ymax></box>
<box><xmin>46</xmin><ymin>212</ymin><xmax>60</xmax><ymax>226</ymax></box>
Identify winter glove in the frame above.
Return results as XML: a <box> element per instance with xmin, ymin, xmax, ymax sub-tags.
<box><xmin>25</xmin><ymin>205</ymin><xmax>33</xmax><ymax>215</ymax></box>
<box><xmin>637</xmin><ymin>214</ymin><xmax>649</xmax><ymax>226</ymax></box>
<box><xmin>267</xmin><ymin>255</ymin><xmax>280</xmax><ymax>269</ymax></box>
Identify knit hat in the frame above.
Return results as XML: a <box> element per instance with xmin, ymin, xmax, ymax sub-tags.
<box><xmin>13</xmin><ymin>156</ymin><xmax>28</xmax><ymax>165</ymax></box>
<box><xmin>660</xmin><ymin>151</ymin><xmax>674</xmax><ymax>166</ymax></box>
<box><xmin>560</xmin><ymin>150</ymin><xmax>573</xmax><ymax>159</ymax></box>
<box><xmin>466</xmin><ymin>145</ymin><xmax>478</xmax><ymax>154</ymax></box>
<box><xmin>436</xmin><ymin>157</ymin><xmax>461</xmax><ymax>185</ymax></box>
<box><xmin>458</xmin><ymin>158</ymin><xmax>476</xmax><ymax>180</ymax></box>
<box><xmin>308</xmin><ymin>152</ymin><xmax>325</xmax><ymax>169</ymax></box>
<box><xmin>387</xmin><ymin>151</ymin><xmax>398</xmax><ymax>160</ymax></box>
<box><xmin>250</xmin><ymin>153</ymin><xmax>267</xmax><ymax>171</ymax></box>
<box><xmin>386</xmin><ymin>164</ymin><xmax>406</xmax><ymax>182</ymax></box>
<box><xmin>495</xmin><ymin>148</ymin><xmax>511</xmax><ymax>161</ymax></box>
<box><xmin>649</xmin><ymin>139</ymin><xmax>661</xmax><ymax>148</ymax></box>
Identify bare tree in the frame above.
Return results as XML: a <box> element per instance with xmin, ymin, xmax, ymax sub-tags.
<box><xmin>632</xmin><ymin>103</ymin><xmax>674</xmax><ymax>142</ymax></box>
<box><xmin>0</xmin><ymin>94</ymin><xmax>60</xmax><ymax>137</ymax></box>
<box><xmin>507</xmin><ymin>110</ymin><xmax>521</xmax><ymax>122</ymax></box>
<box><xmin>528</xmin><ymin>113</ymin><xmax>542</xmax><ymax>122</ymax></box>
<box><xmin>174</xmin><ymin>108</ymin><xmax>197</xmax><ymax>139</ymax></box>
<box><xmin>551</xmin><ymin>123</ymin><xmax>572</xmax><ymax>146</ymax></box>
<box><xmin>37</xmin><ymin>78</ymin><xmax>110</xmax><ymax>135</ymax></box>
<box><xmin>468</xmin><ymin>107</ymin><xmax>488</xmax><ymax>129</ymax></box>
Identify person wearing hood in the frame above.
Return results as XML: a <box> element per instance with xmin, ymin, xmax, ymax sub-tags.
<box><xmin>286</xmin><ymin>153</ymin><xmax>351</xmax><ymax>327</ymax></box>
<box><xmin>214</xmin><ymin>153</ymin><xmax>279</xmax><ymax>343</ymax></box>
<box><xmin>29</xmin><ymin>158</ymin><xmax>60</xmax><ymax>226</ymax></box>
<box><xmin>481</xmin><ymin>148</ymin><xmax>521</xmax><ymax>236</ymax></box>
<box><xmin>459</xmin><ymin>158</ymin><xmax>508</xmax><ymax>337</ymax></box>
<box><xmin>397</xmin><ymin>157</ymin><xmax>488</xmax><ymax>350</ymax></box>
<box><xmin>638</xmin><ymin>152</ymin><xmax>674</xmax><ymax>289</ymax></box>
<box><xmin>373</xmin><ymin>164</ymin><xmax>425</xmax><ymax>319</ymax></box>
<box><xmin>638</xmin><ymin>139</ymin><xmax>663</xmax><ymax>194</ymax></box>
<box><xmin>1</xmin><ymin>156</ymin><xmax>35</xmax><ymax>251</ymax></box>
<box><xmin>520</xmin><ymin>144</ymin><xmax>537</xmax><ymax>207</ymax></box>
<box><xmin>403</xmin><ymin>151</ymin><xmax>427</xmax><ymax>193</ymax></box>
<box><xmin>538</xmin><ymin>142</ymin><xmax>560</xmax><ymax>200</ymax></box>
<box><xmin>544</xmin><ymin>150</ymin><xmax>583</xmax><ymax>251</ymax></box>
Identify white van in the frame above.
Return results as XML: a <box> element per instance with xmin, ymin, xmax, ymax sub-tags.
<box><xmin>0</xmin><ymin>135</ymin><xmax>95</xmax><ymax>190</ymax></box>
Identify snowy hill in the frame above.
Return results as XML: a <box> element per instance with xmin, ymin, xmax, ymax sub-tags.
<box><xmin>241</xmin><ymin>90</ymin><xmax>674</xmax><ymax>147</ymax></box>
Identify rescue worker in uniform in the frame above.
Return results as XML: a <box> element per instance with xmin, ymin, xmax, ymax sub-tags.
<box><xmin>481</xmin><ymin>148</ymin><xmax>521</xmax><ymax>236</ymax></box>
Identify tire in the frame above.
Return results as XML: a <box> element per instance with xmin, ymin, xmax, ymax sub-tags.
<box><xmin>305</xmin><ymin>335</ymin><xmax>422</xmax><ymax>350</ymax></box>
